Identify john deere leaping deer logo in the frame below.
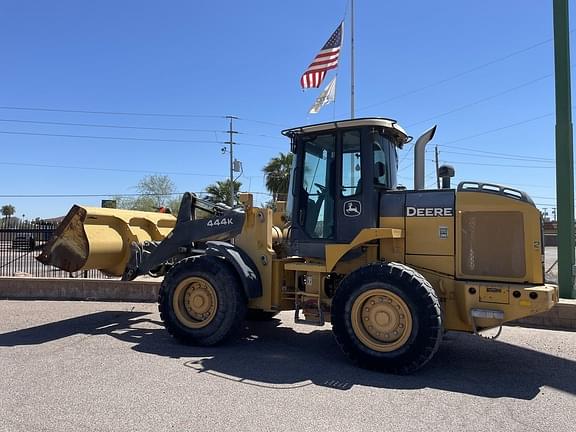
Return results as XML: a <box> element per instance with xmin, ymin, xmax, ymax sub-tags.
<box><xmin>344</xmin><ymin>200</ymin><xmax>361</xmax><ymax>217</ymax></box>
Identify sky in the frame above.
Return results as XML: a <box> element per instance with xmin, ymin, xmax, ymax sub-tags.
<box><xmin>0</xmin><ymin>0</ymin><xmax>573</xmax><ymax>219</ymax></box>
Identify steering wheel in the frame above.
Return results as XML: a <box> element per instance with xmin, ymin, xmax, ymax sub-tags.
<box><xmin>314</xmin><ymin>183</ymin><xmax>326</xmax><ymax>195</ymax></box>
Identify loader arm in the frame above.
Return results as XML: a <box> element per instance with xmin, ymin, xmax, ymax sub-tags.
<box><xmin>123</xmin><ymin>193</ymin><xmax>245</xmax><ymax>279</ymax></box>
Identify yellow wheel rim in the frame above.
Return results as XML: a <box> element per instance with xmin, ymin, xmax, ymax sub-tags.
<box><xmin>172</xmin><ymin>277</ymin><xmax>218</xmax><ymax>329</ymax></box>
<box><xmin>351</xmin><ymin>289</ymin><xmax>413</xmax><ymax>352</ymax></box>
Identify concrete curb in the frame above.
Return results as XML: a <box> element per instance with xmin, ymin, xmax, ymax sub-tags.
<box><xmin>0</xmin><ymin>277</ymin><xmax>160</xmax><ymax>302</ymax></box>
<box><xmin>0</xmin><ymin>277</ymin><xmax>574</xmax><ymax>331</ymax></box>
<box><xmin>509</xmin><ymin>299</ymin><xmax>576</xmax><ymax>332</ymax></box>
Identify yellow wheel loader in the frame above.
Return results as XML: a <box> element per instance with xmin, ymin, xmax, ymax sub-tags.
<box><xmin>38</xmin><ymin>118</ymin><xmax>558</xmax><ymax>374</ymax></box>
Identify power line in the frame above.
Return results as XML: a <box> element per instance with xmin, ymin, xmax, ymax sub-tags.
<box><xmin>437</xmin><ymin>144</ymin><xmax>553</xmax><ymax>161</ymax></box>
<box><xmin>438</xmin><ymin>149</ymin><xmax>553</xmax><ymax>163</ymax></box>
<box><xmin>0</xmin><ymin>105</ymin><xmax>291</xmax><ymax>138</ymax></box>
<box><xmin>532</xmin><ymin>195</ymin><xmax>557</xmax><ymax>200</ymax></box>
<box><xmin>439</xmin><ymin>113</ymin><xmax>553</xmax><ymax>146</ymax></box>
<box><xmin>356</xmin><ymin>35</ymin><xmax>556</xmax><ymax>113</ymax></box>
<box><xmin>0</xmin><ymin>130</ymin><xmax>223</xmax><ymax>144</ymax></box>
<box><xmin>407</xmin><ymin>73</ymin><xmax>552</xmax><ymax>127</ymax></box>
<box><xmin>237</xmin><ymin>117</ymin><xmax>289</xmax><ymax>128</ymax></box>
<box><xmin>238</xmin><ymin>131</ymin><xmax>287</xmax><ymax>141</ymax></box>
<box><xmin>0</xmin><ymin>105</ymin><xmax>225</xmax><ymax>119</ymax></box>
<box><xmin>399</xmin><ymin>110</ymin><xmax>554</xmax><ymax>166</ymax></box>
<box><xmin>501</xmin><ymin>182</ymin><xmax>556</xmax><ymax>189</ymax></box>
<box><xmin>0</xmin><ymin>33</ymin><xmax>562</xmax><ymax>126</ymax></box>
<box><xmin>0</xmin><ymin>161</ymin><xmax>228</xmax><ymax>177</ymax></box>
<box><xmin>449</xmin><ymin>178</ymin><xmax>556</xmax><ymax>190</ymax></box>
<box><xmin>437</xmin><ymin>159</ymin><xmax>554</xmax><ymax>169</ymax></box>
<box><xmin>0</xmin><ymin>130</ymin><xmax>282</xmax><ymax>149</ymax></box>
<box><xmin>0</xmin><ymin>118</ymin><xmax>227</xmax><ymax>133</ymax></box>
<box><xmin>0</xmin><ymin>115</ymin><xmax>289</xmax><ymax>146</ymax></box>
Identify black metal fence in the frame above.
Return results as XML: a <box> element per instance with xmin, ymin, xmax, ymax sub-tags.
<box><xmin>0</xmin><ymin>219</ymin><xmax>110</xmax><ymax>279</ymax></box>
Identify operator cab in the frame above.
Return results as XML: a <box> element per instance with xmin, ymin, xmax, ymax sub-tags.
<box><xmin>282</xmin><ymin>118</ymin><xmax>411</xmax><ymax>259</ymax></box>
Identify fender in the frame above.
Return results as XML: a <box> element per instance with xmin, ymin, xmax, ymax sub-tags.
<box><xmin>205</xmin><ymin>241</ymin><xmax>262</xmax><ymax>299</ymax></box>
<box><xmin>325</xmin><ymin>227</ymin><xmax>403</xmax><ymax>272</ymax></box>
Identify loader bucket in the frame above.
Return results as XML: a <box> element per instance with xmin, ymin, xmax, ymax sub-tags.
<box><xmin>37</xmin><ymin>205</ymin><xmax>176</xmax><ymax>276</ymax></box>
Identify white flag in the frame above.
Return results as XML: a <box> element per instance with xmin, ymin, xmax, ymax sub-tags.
<box><xmin>308</xmin><ymin>76</ymin><xmax>337</xmax><ymax>114</ymax></box>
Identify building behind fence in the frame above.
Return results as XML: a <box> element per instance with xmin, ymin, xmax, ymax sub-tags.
<box><xmin>0</xmin><ymin>218</ymin><xmax>109</xmax><ymax>279</ymax></box>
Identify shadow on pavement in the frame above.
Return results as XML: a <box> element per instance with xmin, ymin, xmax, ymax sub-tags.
<box><xmin>1</xmin><ymin>310</ymin><xmax>574</xmax><ymax>400</ymax></box>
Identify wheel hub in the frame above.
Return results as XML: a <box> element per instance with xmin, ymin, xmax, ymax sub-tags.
<box><xmin>173</xmin><ymin>277</ymin><xmax>218</xmax><ymax>329</ymax></box>
<box><xmin>351</xmin><ymin>289</ymin><xmax>413</xmax><ymax>352</ymax></box>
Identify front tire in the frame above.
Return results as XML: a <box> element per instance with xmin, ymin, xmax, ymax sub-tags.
<box><xmin>158</xmin><ymin>255</ymin><xmax>247</xmax><ymax>346</ymax></box>
<box><xmin>332</xmin><ymin>262</ymin><xmax>443</xmax><ymax>374</ymax></box>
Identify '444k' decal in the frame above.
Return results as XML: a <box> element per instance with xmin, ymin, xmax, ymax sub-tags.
<box><xmin>206</xmin><ymin>218</ymin><xmax>234</xmax><ymax>227</ymax></box>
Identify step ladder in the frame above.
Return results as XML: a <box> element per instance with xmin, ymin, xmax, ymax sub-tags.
<box><xmin>294</xmin><ymin>291</ymin><xmax>325</xmax><ymax>326</ymax></box>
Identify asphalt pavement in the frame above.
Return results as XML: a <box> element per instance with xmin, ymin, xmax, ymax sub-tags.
<box><xmin>0</xmin><ymin>300</ymin><xmax>575</xmax><ymax>432</ymax></box>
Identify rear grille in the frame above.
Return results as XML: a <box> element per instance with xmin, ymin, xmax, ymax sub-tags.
<box><xmin>461</xmin><ymin>211</ymin><xmax>525</xmax><ymax>278</ymax></box>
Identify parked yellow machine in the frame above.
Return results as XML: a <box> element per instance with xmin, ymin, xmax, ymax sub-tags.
<box><xmin>38</xmin><ymin>118</ymin><xmax>558</xmax><ymax>373</ymax></box>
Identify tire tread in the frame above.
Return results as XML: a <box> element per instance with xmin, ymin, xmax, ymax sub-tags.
<box><xmin>332</xmin><ymin>261</ymin><xmax>443</xmax><ymax>374</ymax></box>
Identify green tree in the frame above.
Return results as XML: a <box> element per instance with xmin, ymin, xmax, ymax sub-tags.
<box><xmin>205</xmin><ymin>179</ymin><xmax>241</xmax><ymax>205</ymax></box>
<box><xmin>263</xmin><ymin>152</ymin><xmax>293</xmax><ymax>201</ymax></box>
<box><xmin>1</xmin><ymin>204</ymin><xmax>16</xmax><ymax>218</ymax></box>
<box><xmin>113</xmin><ymin>175</ymin><xmax>182</xmax><ymax>213</ymax></box>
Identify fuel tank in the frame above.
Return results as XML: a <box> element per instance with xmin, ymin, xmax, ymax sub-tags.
<box><xmin>37</xmin><ymin>205</ymin><xmax>176</xmax><ymax>276</ymax></box>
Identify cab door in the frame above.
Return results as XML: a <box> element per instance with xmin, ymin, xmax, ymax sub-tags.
<box><xmin>289</xmin><ymin>132</ymin><xmax>337</xmax><ymax>258</ymax></box>
<box><xmin>334</xmin><ymin>128</ymin><xmax>379</xmax><ymax>243</ymax></box>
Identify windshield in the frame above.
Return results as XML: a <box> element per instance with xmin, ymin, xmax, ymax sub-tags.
<box><xmin>300</xmin><ymin>133</ymin><xmax>336</xmax><ymax>239</ymax></box>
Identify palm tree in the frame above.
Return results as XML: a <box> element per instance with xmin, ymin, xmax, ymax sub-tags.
<box><xmin>1</xmin><ymin>204</ymin><xmax>15</xmax><ymax>218</ymax></box>
<box><xmin>263</xmin><ymin>152</ymin><xmax>293</xmax><ymax>201</ymax></box>
<box><xmin>205</xmin><ymin>179</ymin><xmax>242</xmax><ymax>205</ymax></box>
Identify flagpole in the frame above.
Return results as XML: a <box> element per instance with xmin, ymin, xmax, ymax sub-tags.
<box><xmin>350</xmin><ymin>0</ymin><xmax>355</xmax><ymax>119</ymax></box>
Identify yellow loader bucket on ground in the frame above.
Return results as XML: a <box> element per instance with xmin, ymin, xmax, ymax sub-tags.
<box><xmin>37</xmin><ymin>205</ymin><xmax>176</xmax><ymax>276</ymax></box>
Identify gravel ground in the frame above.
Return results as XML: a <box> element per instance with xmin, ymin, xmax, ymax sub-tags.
<box><xmin>0</xmin><ymin>300</ymin><xmax>575</xmax><ymax>432</ymax></box>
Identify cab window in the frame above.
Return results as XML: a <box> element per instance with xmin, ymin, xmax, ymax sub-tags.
<box><xmin>341</xmin><ymin>130</ymin><xmax>361</xmax><ymax>197</ymax></box>
<box><xmin>372</xmin><ymin>131</ymin><xmax>395</xmax><ymax>188</ymax></box>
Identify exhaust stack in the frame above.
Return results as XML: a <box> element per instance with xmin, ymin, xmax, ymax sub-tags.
<box><xmin>413</xmin><ymin>125</ymin><xmax>437</xmax><ymax>190</ymax></box>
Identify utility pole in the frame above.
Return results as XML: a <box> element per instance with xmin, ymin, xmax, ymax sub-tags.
<box><xmin>350</xmin><ymin>0</ymin><xmax>355</xmax><ymax>119</ymax></box>
<box><xmin>225</xmin><ymin>116</ymin><xmax>238</xmax><ymax>207</ymax></box>
<box><xmin>553</xmin><ymin>0</ymin><xmax>575</xmax><ymax>298</ymax></box>
<box><xmin>435</xmin><ymin>145</ymin><xmax>440</xmax><ymax>189</ymax></box>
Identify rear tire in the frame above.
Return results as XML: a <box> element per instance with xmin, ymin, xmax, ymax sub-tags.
<box><xmin>158</xmin><ymin>255</ymin><xmax>247</xmax><ymax>346</ymax></box>
<box><xmin>332</xmin><ymin>262</ymin><xmax>443</xmax><ymax>374</ymax></box>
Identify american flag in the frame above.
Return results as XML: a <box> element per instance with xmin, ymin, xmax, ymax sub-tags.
<box><xmin>300</xmin><ymin>22</ymin><xmax>343</xmax><ymax>89</ymax></box>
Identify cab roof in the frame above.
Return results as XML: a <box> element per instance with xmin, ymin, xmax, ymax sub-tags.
<box><xmin>281</xmin><ymin>117</ymin><xmax>412</xmax><ymax>147</ymax></box>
